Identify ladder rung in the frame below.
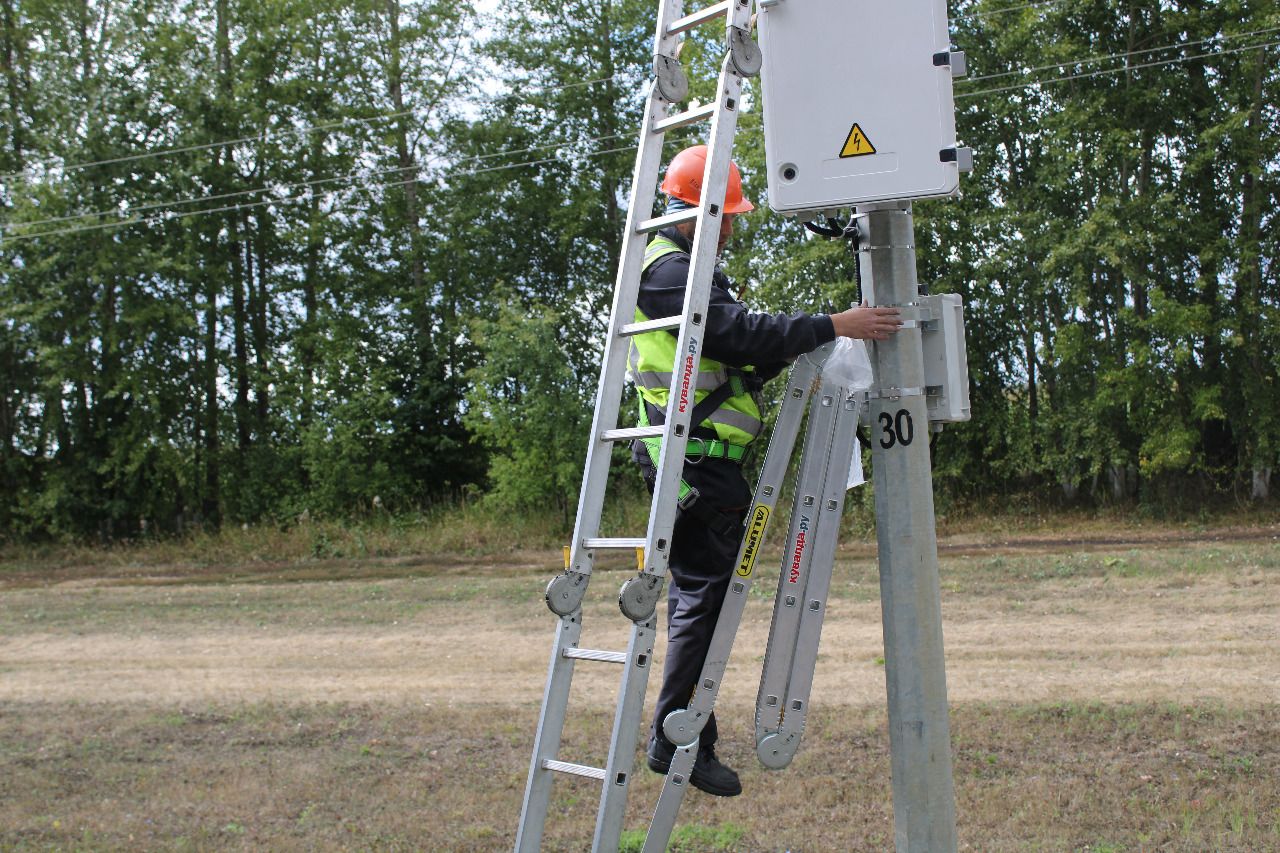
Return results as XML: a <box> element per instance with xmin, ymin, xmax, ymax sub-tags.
<box><xmin>653</xmin><ymin>103</ymin><xmax>717</xmax><ymax>134</ymax></box>
<box><xmin>621</xmin><ymin>315</ymin><xmax>682</xmax><ymax>337</ymax></box>
<box><xmin>602</xmin><ymin>425</ymin><xmax>662</xmax><ymax>442</ymax></box>
<box><xmin>666</xmin><ymin>0</ymin><xmax>731</xmax><ymax>35</ymax></box>
<box><xmin>583</xmin><ymin>537</ymin><xmax>646</xmax><ymax>549</ymax></box>
<box><xmin>543</xmin><ymin>759</ymin><xmax>607</xmax><ymax>781</ymax></box>
<box><xmin>638</xmin><ymin>208</ymin><xmax>699</xmax><ymax>234</ymax></box>
<box><xmin>564</xmin><ymin>647</ymin><xmax>629</xmax><ymax>664</ymax></box>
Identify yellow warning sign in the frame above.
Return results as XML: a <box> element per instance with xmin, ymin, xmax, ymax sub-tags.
<box><xmin>839</xmin><ymin>123</ymin><xmax>877</xmax><ymax>158</ymax></box>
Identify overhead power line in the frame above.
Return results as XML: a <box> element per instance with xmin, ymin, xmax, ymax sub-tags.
<box><xmin>4</xmin><ymin>39</ymin><xmax>1273</xmax><ymax>244</ymax></box>
<box><xmin>9</xmin><ymin>25</ymin><xmax>1262</xmax><ymax>229</ymax></box>
<box><xmin>0</xmin><ymin>74</ymin><xmax>631</xmax><ymax>187</ymax></box>
<box><xmin>0</xmin><ymin>108</ymin><xmax>420</xmax><ymax>186</ymax></box>
<box><xmin>6</xmin><ymin>128</ymin><xmax>640</xmax><ymax>232</ymax></box>
<box><xmin>478</xmin><ymin>72</ymin><xmax>634</xmax><ymax>98</ymax></box>
<box><xmin>7</xmin><ymin>162</ymin><xmax>419</xmax><ymax>232</ymax></box>
<box><xmin>963</xmin><ymin>24</ymin><xmax>1280</xmax><ymax>83</ymax></box>
<box><xmin>0</xmin><ymin>21</ymin><xmax>1262</xmax><ymax>190</ymax></box>
<box><xmin>2</xmin><ymin>144</ymin><xmax>642</xmax><ymax>244</ymax></box>
<box><xmin>957</xmin><ymin>38</ymin><xmax>1279</xmax><ymax>100</ymax></box>
<box><xmin>953</xmin><ymin>0</ymin><xmax>1067</xmax><ymax>21</ymax></box>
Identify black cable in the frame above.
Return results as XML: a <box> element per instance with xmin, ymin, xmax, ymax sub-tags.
<box><xmin>803</xmin><ymin>219</ymin><xmax>844</xmax><ymax>238</ymax></box>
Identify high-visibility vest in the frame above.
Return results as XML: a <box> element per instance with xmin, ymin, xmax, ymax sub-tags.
<box><xmin>628</xmin><ymin>234</ymin><xmax>764</xmax><ymax>446</ymax></box>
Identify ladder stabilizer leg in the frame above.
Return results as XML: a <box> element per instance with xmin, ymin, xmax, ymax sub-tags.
<box><xmin>759</xmin><ymin>385</ymin><xmax>861</xmax><ymax>769</ymax></box>
<box><xmin>644</xmin><ymin>345</ymin><xmax>834</xmax><ymax>850</ymax></box>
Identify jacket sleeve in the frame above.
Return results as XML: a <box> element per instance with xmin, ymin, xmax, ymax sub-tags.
<box><xmin>637</xmin><ymin>255</ymin><xmax>836</xmax><ymax>369</ymax></box>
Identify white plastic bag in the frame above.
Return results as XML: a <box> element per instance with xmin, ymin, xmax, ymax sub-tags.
<box><xmin>821</xmin><ymin>338</ymin><xmax>874</xmax><ymax>490</ymax></box>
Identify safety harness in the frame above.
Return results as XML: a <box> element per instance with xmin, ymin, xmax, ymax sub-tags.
<box><xmin>632</xmin><ymin>243</ymin><xmax>759</xmax><ymax>538</ymax></box>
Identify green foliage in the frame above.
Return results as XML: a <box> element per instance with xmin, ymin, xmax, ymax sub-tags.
<box><xmin>464</xmin><ymin>295</ymin><xmax>590</xmax><ymax>521</ymax></box>
<box><xmin>0</xmin><ymin>0</ymin><xmax>1276</xmax><ymax>542</ymax></box>
<box><xmin>619</xmin><ymin>822</ymin><xmax>747</xmax><ymax>853</ymax></box>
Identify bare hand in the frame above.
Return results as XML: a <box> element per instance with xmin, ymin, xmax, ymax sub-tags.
<box><xmin>830</xmin><ymin>303</ymin><xmax>903</xmax><ymax>341</ymax></box>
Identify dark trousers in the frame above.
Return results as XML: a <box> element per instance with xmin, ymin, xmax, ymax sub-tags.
<box><xmin>637</xmin><ymin>452</ymin><xmax>751</xmax><ymax>749</ymax></box>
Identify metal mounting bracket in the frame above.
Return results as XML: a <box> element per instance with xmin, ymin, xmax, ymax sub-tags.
<box><xmin>866</xmin><ymin>386</ymin><xmax>927</xmax><ymax>401</ymax></box>
<box><xmin>939</xmin><ymin>146</ymin><xmax>974</xmax><ymax>173</ymax></box>
<box><xmin>933</xmin><ymin>49</ymin><xmax>967</xmax><ymax>78</ymax></box>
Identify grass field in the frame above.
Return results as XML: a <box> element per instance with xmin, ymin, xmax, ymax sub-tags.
<box><xmin>2</xmin><ymin>521</ymin><xmax>1278</xmax><ymax>850</ymax></box>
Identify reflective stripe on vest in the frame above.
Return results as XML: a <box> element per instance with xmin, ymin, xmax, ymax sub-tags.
<box><xmin>628</xmin><ymin>234</ymin><xmax>764</xmax><ymax>445</ymax></box>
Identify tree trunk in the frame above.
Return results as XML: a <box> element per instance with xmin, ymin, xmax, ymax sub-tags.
<box><xmin>203</xmin><ymin>270</ymin><xmax>220</xmax><ymax>527</ymax></box>
<box><xmin>301</xmin><ymin>191</ymin><xmax>320</xmax><ymax>431</ymax></box>
<box><xmin>0</xmin><ymin>0</ymin><xmax>22</xmax><ymax>519</ymax></box>
<box><xmin>1</xmin><ymin>0</ymin><xmax>22</xmax><ymax>163</ymax></box>
<box><xmin>1024</xmin><ymin>329</ymin><xmax>1037</xmax><ymax>436</ymax></box>
<box><xmin>385</xmin><ymin>0</ymin><xmax>425</xmax><ymax>296</ymax></box>
<box><xmin>217</xmin><ymin>1</ymin><xmax>248</xmax><ymax>456</ymax></box>
<box><xmin>252</xmin><ymin>214</ymin><xmax>270</xmax><ymax>430</ymax></box>
<box><xmin>1237</xmin><ymin>48</ymin><xmax>1270</xmax><ymax>500</ymax></box>
<box><xmin>1252</xmin><ymin>468</ymin><xmax>1271</xmax><ymax>501</ymax></box>
<box><xmin>1132</xmin><ymin>126</ymin><xmax>1154</xmax><ymax>321</ymax></box>
<box><xmin>232</xmin><ymin>220</ymin><xmax>251</xmax><ymax>453</ymax></box>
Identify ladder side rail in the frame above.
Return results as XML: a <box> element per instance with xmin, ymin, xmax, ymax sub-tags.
<box><xmin>641</xmin><ymin>347</ymin><xmax>832</xmax><ymax>853</ymax></box>
<box><xmin>652</xmin><ymin>0</ymin><xmax>686</xmax><ymax>60</ymax></box>
<box><xmin>515</xmin><ymin>612</ymin><xmax>586</xmax><ymax>853</ymax></box>
<box><xmin>562</xmin><ymin>78</ymin><xmax>681</xmax><ymax>589</ymax></box>
<box><xmin>589</xmin><ymin>615</ymin><xmax>658</xmax><ymax>852</ymax></box>
<box><xmin>599</xmin><ymin>49</ymin><xmax>752</xmax><ymax>853</ymax></box>
<box><xmin>563</xmin><ymin>0</ymin><xmax>689</xmax><ymax>590</ymax></box>
<box><xmin>760</xmin><ymin>385</ymin><xmax>860</xmax><ymax>769</ymax></box>
<box><xmin>637</xmin><ymin>54</ymin><xmax>746</xmax><ymax>585</ymax></box>
<box><xmin>641</xmin><ymin>735</ymin><xmax>698</xmax><ymax>853</ymax></box>
<box><xmin>520</xmin><ymin>0</ymin><xmax>691</xmax><ymax>844</ymax></box>
<box><xmin>754</xmin><ymin>375</ymin><xmax>842</xmax><ymax>743</ymax></box>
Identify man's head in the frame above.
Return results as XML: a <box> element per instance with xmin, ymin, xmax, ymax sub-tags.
<box><xmin>661</xmin><ymin>144</ymin><xmax>754</xmax><ymax>254</ymax></box>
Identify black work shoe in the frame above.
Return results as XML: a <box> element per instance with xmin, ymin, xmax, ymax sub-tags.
<box><xmin>690</xmin><ymin>744</ymin><xmax>742</xmax><ymax>797</ymax></box>
<box><xmin>646</xmin><ymin>736</ymin><xmax>674</xmax><ymax>774</ymax></box>
<box><xmin>645</xmin><ymin>737</ymin><xmax>742</xmax><ymax>797</ymax></box>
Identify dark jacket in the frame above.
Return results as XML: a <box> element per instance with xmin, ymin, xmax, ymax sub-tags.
<box><xmin>637</xmin><ymin>227</ymin><xmax>837</xmax><ymax>382</ymax></box>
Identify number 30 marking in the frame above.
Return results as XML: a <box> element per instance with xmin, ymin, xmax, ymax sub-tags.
<box><xmin>878</xmin><ymin>409</ymin><xmax>915</xmax><ymax>449</ymax></box>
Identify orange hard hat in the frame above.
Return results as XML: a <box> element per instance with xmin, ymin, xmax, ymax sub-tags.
<box><xmin>660</xmin><ymin>144</ymin><xmax>755</xmax><ymax>214</ymax></box>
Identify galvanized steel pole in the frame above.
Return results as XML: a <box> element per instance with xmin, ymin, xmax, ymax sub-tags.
<box><xmin>857</xmin><ymin>200</ymin><xmax>958</xmax><ymax>852</ymax></box>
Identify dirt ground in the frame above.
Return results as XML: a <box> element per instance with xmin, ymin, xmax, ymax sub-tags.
<box><xmin>1</xmin><ymin>528</ymin><xmax>1278</xmax><ymax>850</ymax></box>
<box><xmin>2</xmin><ymin>571</ymin><xmax>1277</xmax><ymax>709</ymax></box>
<box><xmin>3</xmin><ymin>537</ymin><xmax>1277</xmax><ymax>709</ymax></box>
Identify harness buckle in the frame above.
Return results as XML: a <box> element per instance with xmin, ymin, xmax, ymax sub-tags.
<box><xmin>686</xmin><ymin>437</ymin><xmax>708</xmax><ymax>464</ymax></box>
<box><xmin>678</xmin><ymin>484</ymin><xmax>702</xmax><ymax>511</ymax></box>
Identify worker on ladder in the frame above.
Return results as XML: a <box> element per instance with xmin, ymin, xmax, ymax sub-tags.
<box><xmin>629</xmin><ymin>144</ymin><xmax>904</xmax><ymax>797</ymax></box>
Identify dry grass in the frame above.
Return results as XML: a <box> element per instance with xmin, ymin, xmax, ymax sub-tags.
<box><xmin>1</xmin><ymin>525</ymin><xmax>1278</xmax><ymax>850</ymax></box>
<box><xmin>2</xmin><ymin>497</ymin><xmax>1274</xmax><ymax>585</ymax></box>
<box><xmin>1</xmin><ymin>701</ymin><xmax>1277</xmax><ymax>851</ymax></box>
<box><xmin>2</xmin><ymin>543</ymin><xmax>1278</xmax><ymax>709</ymax></box>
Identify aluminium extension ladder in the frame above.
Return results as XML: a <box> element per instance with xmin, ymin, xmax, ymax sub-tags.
<box><xmin>513</xmin><ymin>0</ymin><xmax>763</xmax><ymax>850</ymax></box>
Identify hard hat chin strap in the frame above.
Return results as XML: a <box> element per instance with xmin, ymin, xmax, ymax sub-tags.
<box><xmin>665</xmin><ymin>195</ymin><xmax>695</xmax><ymax>215</ymax></box>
